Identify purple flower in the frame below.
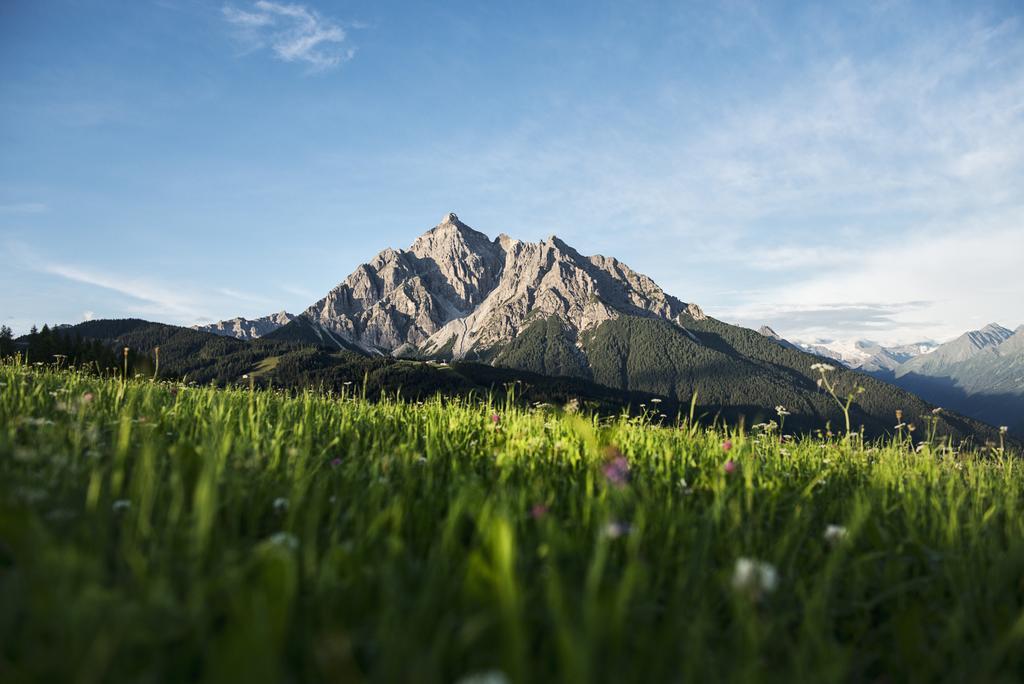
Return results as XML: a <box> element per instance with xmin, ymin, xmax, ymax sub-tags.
<box><xmin>491</xmin><ymin>413</ymin><xmax>501</xmax><ymax>425</ymax></box>
<box><xmin>724</xmin><ymin>459</ymin><xmax>737</xmax><ymax>475</ymax></box>
<box><xmin>602</xmin><ymin>449</ymin><xmax>630</xmax><ymax>487</ymax></box>
<box><xmin>330</xmin><ymin>457</ymin><xmax>342</xmax><ymax>468</ymax></box>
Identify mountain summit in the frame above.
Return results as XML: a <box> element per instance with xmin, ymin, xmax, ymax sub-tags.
<box><xmin>190</xmin><ymin>213</ymin><xmax>1002</xmax><ymax>438</ymax></box>
<box><xmin>293</xmin><ymin>213</ymin><xmax>702</xmax><ymax>357</ymax></box>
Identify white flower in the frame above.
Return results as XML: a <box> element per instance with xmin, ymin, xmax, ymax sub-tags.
<box><xmin>810</xmin><ymin>363</ymin><xmax>835</xmax><ymax>372</ymax></box>
<box><xmin>650</xmin><ymin>398</ymin><xmax>662</xmax><ymax>403</ymax></box>
<box><xmin>732</xmin><ymin>557</ymin><xmax>778</xmax><ymax>597</ymax></box>
<box><xmin>603</xmin><ymin>521</ymin><xmax>631</xmax><ymax>539</ymax></box>
<box><xmin>1000</xmin><ymin>426</ymin><xmax>1009</xmax><ymax>434</ymax></box>
<box><xmin>112</xmin><ymin>499</ymin><xmax>131</xmax><ymax>512</ymax></box>
<box><xmin>268</xmin><ymin>532</ymin><xmax>299</xmax><ymax>551</ymax></box>
<box><xmin>678</xmin><ymin>478</ymin><xmax>693</xmax><ymax>495</ymax></box>
<box><xmin>273</xmin><ymin>497</ymin><xmax>289</xmax><ymax>513</ymax></box>
<box><xmin>455</xmin><ymin>671</ymin><xmax>510</xmax><ymax>684</ymax></box>
<box><xmin>775</xmin><ymin>405</ymin><xmax>790</xmax><ymax>417</ymax></box>
<box><xmin>824</xmin><ymin>524</ymin><xmax>848</xmax><ymax>545</ymax></box>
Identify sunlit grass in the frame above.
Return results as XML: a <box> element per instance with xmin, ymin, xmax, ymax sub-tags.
<box><xmin>2</xmin><ymin>359</ymin><xmax>1023</xmax><ymax>683</ymax></box>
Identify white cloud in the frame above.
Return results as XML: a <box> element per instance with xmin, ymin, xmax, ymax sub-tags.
<box><xmin>43</xmin><ymin>263</ymin><xmax>205</xmax><ymax>320</ymax></box>
<box><xmin>82</xmin><ymin>310</ymin><xmax>95</xmax><ymax>321</ymax></box>
<box><xmin>0</xmin><ymin>203</ymin><xmax>48</xmax><ymax>214</ymax></box>
<box><xmin>385</xmin><ymin>11</ymin><xmax>1023</xmax><ymax>345</ymax></box>
<box><xmin>222</xmin><ymin>1</ymin><xmax>354</xmax><ymax>71</ymax></box>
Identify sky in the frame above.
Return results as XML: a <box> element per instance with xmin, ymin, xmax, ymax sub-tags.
<box><xmin>1</xmin><ymin>0</ymin><xmax>1022</xmax><ymax>345</ymax></box>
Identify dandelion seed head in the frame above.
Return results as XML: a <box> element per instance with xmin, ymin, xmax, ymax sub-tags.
<box><xmin>731</xmin><ymin>557</ymin><xmax>778</xmax><ymax>598</ymax></box>
<box><xmin>824</xmin><ymin>524</ymin><xmax>848</xmax><ymax>545</ymax></box>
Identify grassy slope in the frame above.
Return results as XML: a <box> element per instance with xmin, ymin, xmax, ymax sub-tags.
<box><xmin>2</xmin><ymin>362</ymin><xmax>1023</xmax><ymax>683</ymax></box>
<box><xmin>489</xmin><ymin>315</ymin><xmax>1001</xmax><ymax>442</ymax></box>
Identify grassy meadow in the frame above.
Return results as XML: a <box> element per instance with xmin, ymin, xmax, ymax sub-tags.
<box><xmin>2</xmin><ymin>359</ymin><xmax>1024</xmax><ymax>683</ymax></box>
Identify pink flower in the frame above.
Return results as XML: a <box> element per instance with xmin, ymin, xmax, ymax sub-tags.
<box><xmin>724</xmin><ymin>459</ymin><xmax>737</xmax><ymax>475</ymax></box>
<box><xmin>530</xmin><ymin>503</ymin><xmax>549</xmax><ymax>519</ymax></box>
<box><xmin>722</xmin><ymin>439</ymin><xmax>733</xmax><ymax>452</ymax></box>
<box><xmin>602</xmin><ymin>452</ymin><xmax>630</xmax><ymax>487</ymax></box>
<box><xmin>81</xmin><ymin>392</ymin><xmax>94</xmax><ymax>403</ymax></box>
<box><xmin>490</xmin><ymin>413</ymin><xmax>500</xmax><ymax>425</ymax></box>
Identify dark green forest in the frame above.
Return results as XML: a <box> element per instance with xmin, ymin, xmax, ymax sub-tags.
<box><xmin>5</xmin><ymin>316</ymin><xmax>1004</xmax><ymax>443</ymax></box>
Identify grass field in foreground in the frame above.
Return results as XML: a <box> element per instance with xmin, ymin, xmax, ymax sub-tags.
<box><xmin>1</xmin><ymin>361</ymin><xmax>1023</xmax><ymax>683</ymax></box>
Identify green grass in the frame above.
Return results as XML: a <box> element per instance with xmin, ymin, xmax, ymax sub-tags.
<box><xmin>2</xmin><ymin>360</ymin><xmax>1023</xmax><ymax>683</ymax></box>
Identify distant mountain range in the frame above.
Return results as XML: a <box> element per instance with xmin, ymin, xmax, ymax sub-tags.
<box><xmin>194</xmin><ymin>311</ymin><xmax>295</xmax><ymax>341</ymax></box>
<box><xmin>177</xmin><ymin>212</ymin><xmax>998</xmax><ymax>441</ymax></box>
<box><xmin>758</xmin><ymin>324</ymin><xmax>1022</xmax><ymax>435</ymax></box>
<box><xmin>787</xmin><ymin>336</ymin><xmax>940</xmax><ymax>375</ymax></box>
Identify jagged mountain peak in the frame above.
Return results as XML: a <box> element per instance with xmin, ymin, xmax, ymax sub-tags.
<box><xmin>286</xmin><ymin>214</ymin><xmax>697</xmax><ymax>357</ymax></box>
<box><xmin>411</xmin><ymin>212</ymin><xmax>494</xmax><ymax>253</ymax></box>
<box><xmin>194</xmin><ymin>311</ymin><xmax>296</xmax><ymax>341</ymax></box>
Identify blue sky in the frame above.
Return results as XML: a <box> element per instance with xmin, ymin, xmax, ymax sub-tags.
<box><xmin>1</xmin><ymin>0</ymin><xmax>1022</xmax><ymax>344</ymax></box>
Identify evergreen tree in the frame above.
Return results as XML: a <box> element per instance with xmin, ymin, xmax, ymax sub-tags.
<box><xmin>0</xmin><ymin>325</ymin><xmax>13</xmax><ymax>357</ymax></box>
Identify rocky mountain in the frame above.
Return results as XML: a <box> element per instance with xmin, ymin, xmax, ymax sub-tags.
<box><xmin>757</xmin><ymin>325</ymin><xmax>802</xmax><ymax>352</ymax></box>
<box><xmin>896</xmin><ymin>323</ymin><xmax>1014</xmax><ymax>375</ymax></box>
<box><xmin>290</xmin><ymin>213</ymin><xmax>699</xmax><ymax>358</ymax></box>
<box><xmin>194</xmin><ymin>311</ymin><xmax>295</xmax><ymax>341</ymax></box>
<box><xmin>789</xmin><ymin>337</ymin><xmax>938</xmax><ymax>375</ymax></box>
<box><xmin>892</xmin><ymin>323</ymin><xmax>1024</xmax><ymax>434</ymax></box>
<box><xmin>257</xmin><ymin>213</ymin><xmax>991</xmax><ymax>440</ymax></box>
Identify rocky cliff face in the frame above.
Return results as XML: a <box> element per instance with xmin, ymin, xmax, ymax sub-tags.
<box><xmin>194</xmin><ymin>311</ymin><xmax>295</xmax><ymax>341</ymax></box>
<box><xmin>300</xmin><ymin>213</ymin><xmax>702</xmax><ymax>357</ymax></box>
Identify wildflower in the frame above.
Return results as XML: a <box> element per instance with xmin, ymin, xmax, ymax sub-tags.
<box><xmin>895</xmin><ymin>409</ymin><xmax>903</xmax><ymax>422</ymax></box>
<box><xmin>603</xmin><ymin>521</ymin><xmax>631</xmax><ymax>539</ymax></box>
<box><xmin>810</xmin><ymin>362</ymin><xmax>835</xmax><ymax>372</ymax></box>
<box><xmin>731</xmin><ymin>557</ymin><xmax>778</xmax><ymax>599</ymax></box>
<box><xmin>273</xmin><ymin>497</ymin><xmax>289</xmax><ymax>513</ymax></box>
<box><xmin>490</xmin><ymin>413</ymin><xmax>500</xmax><ymax>425</ymax></box>
<box><xmin>530</xmin><ymin>503</ymin><xmax>549</xmax><ymax>519</ymax></box>
<box><xmin>112</xmin><ymin>499</ymin><xmax>131</xmax><ymax>513</ymax></box>
<box><xmin>1001</xmin><ymin>426</ymin><xmax>1009</xmax><ymax>435</ymax></box>
<box><xmin>775</xmin><ymin>405</ymin><xmax>790</xmax><ymax>417</ymax></box>
<box><xmin>722</xmin><ymin>439</ymin><xmax>733</xmax><ymax>452</ymax></box>
<box><xmin>894</xmin><ymin>423</ymin><xmax>906</xmax><ymax>430</ymax></box>
<box><xmin>330</xmin><ymin>457</ymin><xmax>342</xmax><ymax>467</ymax></box>
<box><xmin>932</xmin><ymin>407</ymin><xmax>943</xmax><ymax>415</ymax></box>
<box><xmin>268</xmin><ymin>532</ymin><xmax>299</xmax><ymax>551</ymax></box>
<box><xmin>678</xmin><ymin>478</ymin><xmax>693</xmax><ymax>495</ymax></box>
<box><xmin>650</xmin><ymin>397</ymin><xmax>662</xmax><ymax>404</ymax></box>
<box><xmin>602</xmin><ymin>449</ymin><xmax>630</xmax><ymax>487</ymax></box>
<box><xmin>81</xmin><ymin>392</ymin><xmax>94</xmax><ymax>403</ymax></box>
<box><xmin>824</xmin><ymin>524</ymin><xmax>848</xmax><ymax>545</ymax></box>
<box><xmin>242</xmin><ymin>374</ymin><xmax>249</xmax><ymax>380</ymax></box>
<box><xmin>455</xmin><ymin>671</ymin><xmax>510</xmax><ymax>684</ymax></box>
<box><xmin>723</xmin><ymin>459</ymin><xmax>737</xmax><ymax>475</ymax></box>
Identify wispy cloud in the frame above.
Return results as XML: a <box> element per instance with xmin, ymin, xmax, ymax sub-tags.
<box><xmin>222</xmin><ymin>1</ymin><xmax>355</xmax><ymax>71</ymax></box>
<box><xmin>0</xmin><ymin>203</ymin><xmax>48</xmax><ymax>214</ymax></box>
<box><xmin>42</xmin><ymin>263</ymin><xmax>205</xmax><ymax>320</ymax></box>
<box><xmin>381</xmin><ymin>9</ymin><xmax>1023</xmax><ymax>344</ymax></box>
